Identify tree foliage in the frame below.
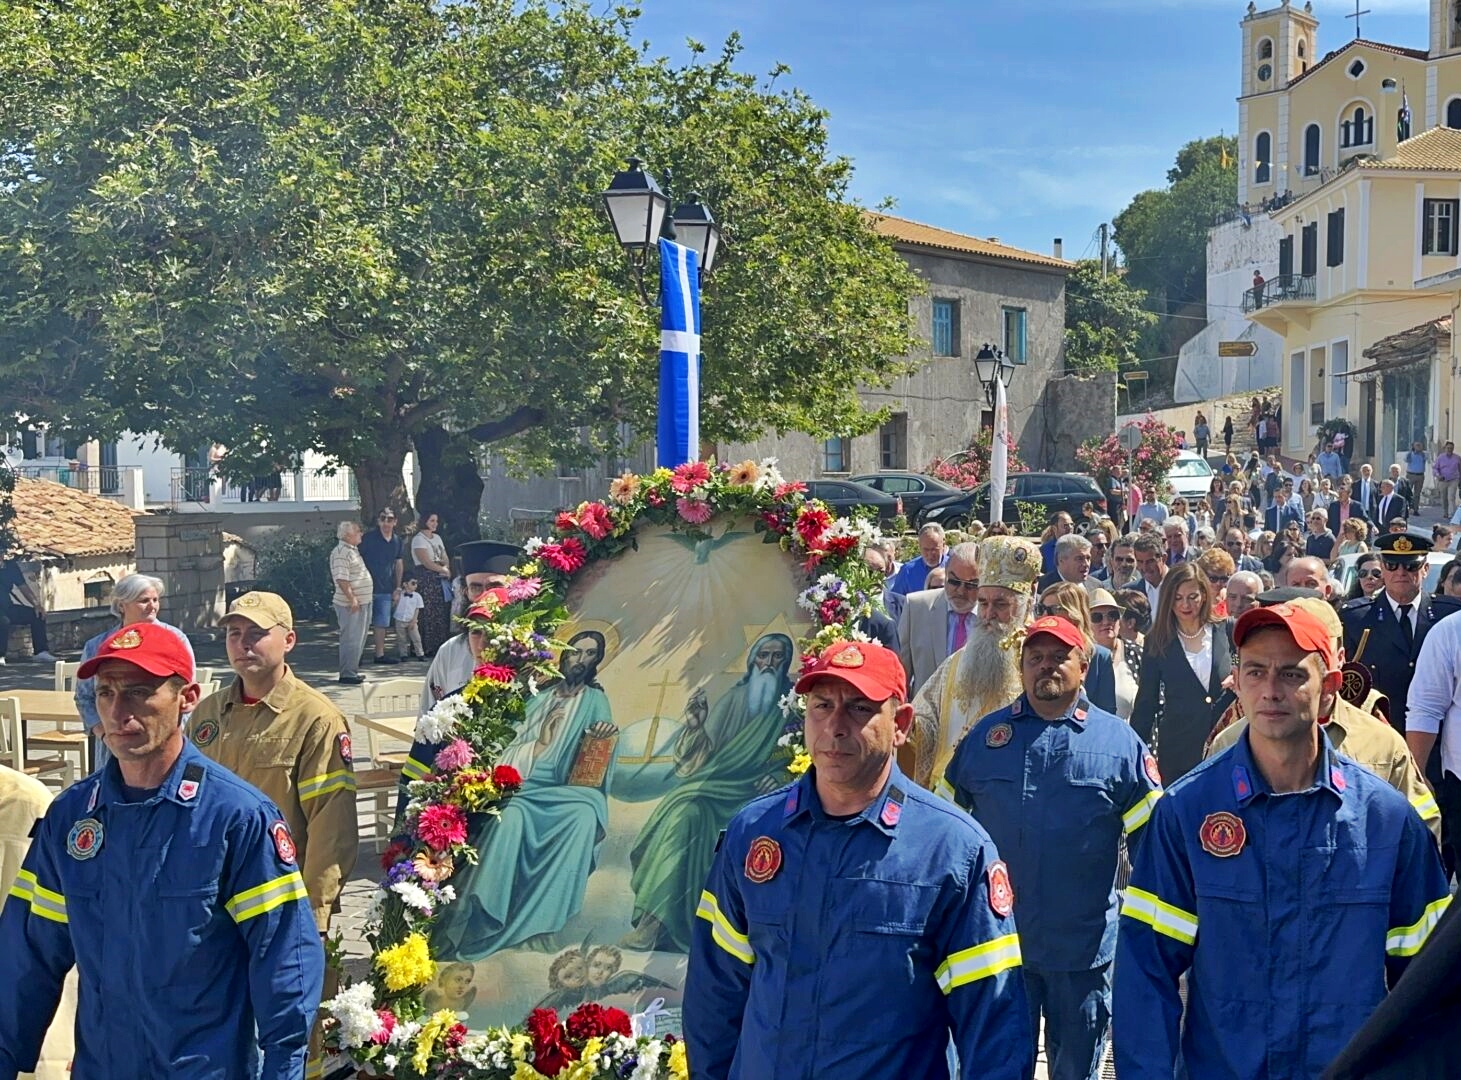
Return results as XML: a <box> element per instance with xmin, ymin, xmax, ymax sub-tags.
<box><xmin>1063</xmin><ymin>260</ymin><xmax>1157</xmax><ymax>373</ymax></box>
<box><xmin>1112</xmin><ymin>135</ymin><xmax>1237</xmax><ymax>309</ymax></box>
<box><xmin>0</xmin><ymin>0</ymin><xmax>921</xmax><ymax>519</ymax></box>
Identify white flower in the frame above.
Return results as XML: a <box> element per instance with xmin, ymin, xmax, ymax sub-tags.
<box><xmin>755</xmin><ymin>457</ymin><xmax>785</xmax><ymax>491</ymax></box>
<box><xmin>778</xmin><ymin>690</ymin><xmax>803</xmax><ymax>719</ymax></box>
<box><xmin>631</xmin><ymin>1041</ymin><xmax>666</xmax><ymax>1080</ymax></box>
<box><xmin>845</xmin><ymin>627</ymin><xmax>874</xmax><ymax>643</ymax></box>
<box><xmin>322</xmin><ymin>982</ymin><xmax>381</xmax><ymax>1050</ymax></box>
<box><xmin>415</xmin><ymin>694</ymin><xmax>468</xmax><ymax>744</ymax></box>
<box><xmin>523</xmin><ymin>537</ymin><xmax>545</xmax><ymax>555</ymax></box>
<box><xmin>390</xmin><ymin>880</ymin><xmax>435</xmax><ymax>915</ymax></box>
<box><xmin>438</xmin><ymin>885</ymin><xmax>456</xmax><ymax>904</ymax></box>
<box><xmin>381</xmin><ymin>1054</ymin><xmax>398</xmax><ymax>1071</ymax></box>
<box><xmin>388</xmin><ymin>1019</ymin><xmax>421</xmax><ymax>1046</ymax></box>
<box><xmin>527</xmin><ymin>676</ymin><xmax>539</xmax><ymax>696</ymax></box>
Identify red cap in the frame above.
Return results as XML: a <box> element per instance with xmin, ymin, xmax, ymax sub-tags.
<box><xmin>1234</xmin><ymin>603</ymin><xmax>1338</xmax><ymax>671</ymax></box>
<box><xmin>1024</xmin><ymin>615</ymin><xmax>1087</xmax><ymax>651</ymax></box>
<box><xmin>794</xmin><ymin>640</ymin><xmax>908</xmax><ymax>704</ymax></box>
<box><xmin>76</xmin><ymin>622</ymin><xmax>195</xmax><ymax>682</ymax></box>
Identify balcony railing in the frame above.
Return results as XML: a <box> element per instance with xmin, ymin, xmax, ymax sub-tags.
<box><xmin>1242</xmin><ymin>273</ymin><xmax>1315</xmax><ymax>313</ymax></box>
<box><xmin>14</xmin><ymin>464</ymin><xmax>121</xmax><ymax>495</ymax></box>
<box><xmin>170</xmin><ymin>466</ymin><xmax>357</xmax><ymax>507</ymax></box>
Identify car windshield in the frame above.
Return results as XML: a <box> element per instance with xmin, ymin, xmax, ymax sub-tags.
<box><xmin>1169</xmin><ymin>459</ymin><xmax>1213</xmax><ymax>478</ymax></box>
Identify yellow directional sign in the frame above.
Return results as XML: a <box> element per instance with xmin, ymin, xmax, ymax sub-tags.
<box><xmin>1218</xmin><ymin>340</ymin><xmax>1259</xmax><ymax>358</ymax></box>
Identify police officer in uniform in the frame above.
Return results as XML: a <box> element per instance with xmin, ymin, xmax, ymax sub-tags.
<box><xmin>1340</xmin><ymin>533</ymin><xmax>1437</xmax><ymax>735</ymax></box>
<box><xmin>947</xmin><ymin>615</ymin><xmax>1162</xmax><ymax>1080</ymax></box>
<box><xmin>1206</xmin><ymin>597</ymin><xmax>1441</xmax><ymax>841</ymax></box>
<box><xmin>1114</xmin><ymin>604</ymin><xmax>1451</xmax><ymax>1080</ymax></box>
<box><xmin>0</xmin><ymin>622</ymin><xmax>323</xmax><ymax>1078</ymax></box>
<box><xmin>684</xmin><ymin>640</ymin><xmax>1031</xmax><ymax>1079</ymax></box>
<box><xmin>188</xmin><ymin>591</ymin><xmax>357</xmax><ymax>1080</ymax></box>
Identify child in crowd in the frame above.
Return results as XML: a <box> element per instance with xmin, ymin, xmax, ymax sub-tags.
<box><xmin>394</xmin><ymin>573</ymin><xmax>426</xmax><ymax>659</ymax></box>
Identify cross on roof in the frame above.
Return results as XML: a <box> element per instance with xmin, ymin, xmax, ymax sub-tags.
<box><xmin>1346</xmin><ymin>0</ymin><xmax>1370</xmax><ymax>40</ymax></box>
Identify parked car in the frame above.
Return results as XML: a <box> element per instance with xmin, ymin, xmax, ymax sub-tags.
<box><xmin>803</xmin><ymin>479</ymin><xmax>901</xmax><ymax>524</ymax></box>
<box><xmin>849</xmin><ymin>472</ymin><xmax>958</xmax><ymax>518</ymax></box>
<box><xmin>918</xmin><ymin>472</ymin><xmax>1105</xmax><ymax>529</ymax></box>
<box><xmin>1166</xmin><ymin>451</ymin><xmax>1217</xmax><ymax>502</ymax></box>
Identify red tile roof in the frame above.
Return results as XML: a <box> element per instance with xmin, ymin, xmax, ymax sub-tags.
<box><xmin>866</xmin><ymin>212</ymin><xmax>1072</xmax><ymax>271</ymax></box>
<box><xmin>9</xmin><ymin>477</ymin><xmax>140</xmax><ymax>559</ymax></box>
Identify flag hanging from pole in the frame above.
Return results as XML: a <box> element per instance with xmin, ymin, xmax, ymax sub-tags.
<box><xmin>657</xmin><ymin>237</ymin><xmax>701</xmax><ymax>468</ymax></box>
<box><xmin>989</xmin><ymin>378</ymin><xmax>1009</xmax><ymax>525</ymax></box>
<box><xmin>1398</xmin><ymin>91</ymin><xmax>1413</xmax><ymax>141</ymax></box>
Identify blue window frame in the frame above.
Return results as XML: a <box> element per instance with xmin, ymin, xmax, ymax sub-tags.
<box><xmin>823</xmin><ymin>437</ymin><xmax>850</xmax><ymax>473</ymax></box>
<box><xmin>1003</xmin><ymin>307</ymin><xmax>1028</xmax><ymax>364</ymax></box>
<box><xmin>932</xmin><ymin>299</ymin><xmax>958</xmax><ymax>356</ymax></box>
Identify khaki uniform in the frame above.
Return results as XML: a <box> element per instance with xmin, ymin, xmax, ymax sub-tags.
<box><xmin>1206</xmin><ymin>697</ymin><xmax>1441</xmax><ymax>840</ymax></box>
<box><xmin>0</xmin><ymin>765</ymin><xmax>76</xmax><ymax>1080</ymax></box>
<box><xmin>190</xmin><ymin>666</ymin><xmax>357</xmax><ymax>1080</ymax></box>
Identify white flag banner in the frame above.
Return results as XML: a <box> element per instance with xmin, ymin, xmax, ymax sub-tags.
<box><xmin>990</xmin><ymin>379</ymin><xmax>1009</xmax><ymax>525</ymax></box>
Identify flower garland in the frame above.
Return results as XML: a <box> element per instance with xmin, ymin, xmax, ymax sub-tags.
<box><xmin>322</xmin><ymin>459</ymin><xmax>885</xmax><ymax>1077</ymax></box>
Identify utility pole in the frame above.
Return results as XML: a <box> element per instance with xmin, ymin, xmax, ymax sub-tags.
<box><xmin>1099</xmin><ymin>223</ymin><xmax>1109</xmax><ymax>279</ymax></box>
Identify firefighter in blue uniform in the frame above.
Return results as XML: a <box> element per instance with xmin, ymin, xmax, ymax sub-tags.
<box><xmin>1114</xmin><ymin>604</ymin><xmax>1451</xmax><ymax>1080</ymax></box>
<box><xmin>684</xmin><ymin>640</ymin><xmax>1031</xmax><ymax>1080</ymax></box>
<box><xmin>1339</xmin><ymin>532</ymin><xmax>1437</xmax><ymax>734</ymax></box>
<box><xmin>946</xmin><ymin>614</ymin><xmax>1163</xmax><ymax>1080</ymax></box>
<box><xmin>0</xmin><ymin>622</ymin><xmax>324</xmax><ymax>1080</ymax></box>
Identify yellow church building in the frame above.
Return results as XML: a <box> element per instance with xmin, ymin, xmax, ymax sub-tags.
<box><xmin>1237</xmin><ymin>1</ymin><xmax>1461</xmax><ymax>467</ymax></box>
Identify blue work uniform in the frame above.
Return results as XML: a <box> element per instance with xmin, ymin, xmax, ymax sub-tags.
<box><xmin>398</xmin><ymin>735</ymin><xmax>445</xmax><ymax>826</ymax></box>
<box><xmin>1114</xmin><ymin>730</ymin><xmax>1452</xmax><ymax>1080</ymax></box>
<box><xmin>0</xmin><ymin>741</ymin><xmax>325</xmax><ymax>1080</ymax></box>
<box><xmin>684</xmin><ymin>763</ymin><xmax>1032</xmax><ymax>1080</ymax></box>
<box><xmin>945</xmin><ymin>693</ymin><xmax>1162</xmax><ymax>1080</ymax></box>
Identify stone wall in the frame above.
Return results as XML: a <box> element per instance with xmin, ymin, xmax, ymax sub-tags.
<box><xmin>1043</xmin><ymin>371</ymin><xmax>1119</xmax><ymax>472</ymax></box>
<box><xmin>133</xmin><ymin>514</ymin><xmax>227</xmax><ymax>631</ymax></box>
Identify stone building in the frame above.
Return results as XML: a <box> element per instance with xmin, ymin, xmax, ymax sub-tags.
<box><xmin>479</xmin><ymin>213</ymin><xmax>1076</xmax><ymax>529</ymax></box>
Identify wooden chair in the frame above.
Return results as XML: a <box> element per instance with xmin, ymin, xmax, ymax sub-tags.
<box><xmin>352</xmin><ymin>677</ymin><xmax>423</xmax><ymax>850</ymax></box>
<box><xmin>0</xmin><ymin>697</ymin><xmax>75</xmax><ymax>788</ymax></box>
<box><xmin>53</xmin><ymin>661</ymin><xmax>82</xmax><ymax>693</ymax></box>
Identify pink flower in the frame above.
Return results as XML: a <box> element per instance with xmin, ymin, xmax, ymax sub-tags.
<box><xmin>671</xmin><ymin>461</ymin><xmax>712</xmax><ymax>494</ymax></box>
<box><xmin>505</xmin><ymin>577</ymin><xmax>542</xmax><ymax>602</ymax></box>
<box><xmin>433</xmin><ymin>738</ymin><xmax>476</xmax><ymax>772</ymax></box>
<box><xmin>416</xmin><ymin>803</ymin><xmax>468</xmax><ymax>851</ymax></box>
<box><xmin>473</xmin><ymin>663</ymin><xmax>516</xmax><ymax>685</ymax></box>
<box><xmin>539</xmin><ymin>537</ymin><xmax>587</xmax><ymax>574</ymax></box>
<box><xmin>574</xmin><ymin>501</ymin><xmax>614</xmax><ymax>541</ymax></box>
<box><xmin>371</xmin><ymin>1009</ymin><xmax>396</xmax><ymax>1045</ymax></box>
<box><xmin>676</xmin><ymin>497</ymin><xmax>713</xmax><ymax>524</ymax></box>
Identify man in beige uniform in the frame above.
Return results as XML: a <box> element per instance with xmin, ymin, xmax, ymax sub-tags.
<box><xmin>188</xmin><ymin>591</ymin><xmax>357</xmax><ymax>1080</ymax></box>
<box><xmin>0</xmin><ymin>764</ymin><xmax>74</xmax><ymax>1080</ymax></box>
<box><xmin>1205</xmin><ymin>597</ymin><xmax>1440</xmax><ymax>840</ymax></box>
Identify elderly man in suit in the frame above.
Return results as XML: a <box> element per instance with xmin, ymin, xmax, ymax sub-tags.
<box><xmin>898</xmin><ymin>541</ymin><xmax>979</xmax><ymax>695</ymax></box>
<box><xmin>1037</xmin><ymin>533</ymin><xmax>1100</xmax><ymax>595</ymax></box>
<box><xmin>1355</xmin><ymin>463</ymin><xmax>1380</xmax><ymax>522</ymax></box>
<box><xmin>1326</xmin><ymin>478</ymin><xmax>1367</xmax><ymax>537</ymax></box>
<box><xmin>1375</xmin><ymin>478</ymin><xmax>1409</xmax><ymax>525</ymax></box>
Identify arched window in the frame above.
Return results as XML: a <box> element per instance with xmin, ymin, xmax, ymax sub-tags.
<box><xmin>1448</xmin><ymin>98</ymin><xmax>1461</xmax><ymax>129</ymax></box>
<box><xmin>1255</xmin><ymin>132</ymin><xmax>1272</xmax><ymax>185</ymax></box>
<box><xmin>1258</xmin><ymin>38</ymin><xmax>1274</xmax><ymax>61</ymax></box>
<box><xmin>1297</xmin><ymin>39</ymin><xmax>1307</xmax><ymax>59</ymax></box>
<box><xmin>1303</xmin><ymin>124</ymin><xmax>1322</xmax><ymax>176</ymax></box>
<box><xmin>1341</xmin><ymin>104</ymin><xmax>1373</xmax><ymax>149</ymax></box>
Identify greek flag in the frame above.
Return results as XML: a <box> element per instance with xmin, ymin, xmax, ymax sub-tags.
<box><xmin>657</xmin><ymin>237</ymin><xmax>701</xmax><ymax>467</ymax></box>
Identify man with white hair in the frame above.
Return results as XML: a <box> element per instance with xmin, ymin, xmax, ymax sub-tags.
<box><xmin>328</xmin><ymin>520</ymin><xmax>373</xmax><ymax>685</ymax></box>
<box><xmin>1225</xmin><ymin>571</ymin><xmax>1263</xmax><ymax>618</ymax></box>
<box><xmin>1037</xmin><ymin>534</ymin><xmax>1099</xmax><ymax>595</ymax></box>
<box><xmin>889</xmin><ymin>523</ymin><xmax>949</xmax><ymax>598</ymax></box>
<box><xmin>1284</xmin><ymin>556</ymin><xmax>1334</xmax><ymax>600</ymax></box>
<box><xmin>912</xmin><ymin>536</ymin><xmax>1040</xmax><ymax>796</ymax></box>
<box><xmin>1162</xmin><ymin>519</ymin><xmax>1192</xmax><ymax>566</ymax></box>
<box><xmin>898</xmin><ymin>542</ymin><xmax>979</xmax><ymax>694</ymax></box>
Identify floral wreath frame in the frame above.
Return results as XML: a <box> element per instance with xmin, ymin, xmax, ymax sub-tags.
<box><xmin>322</xmin><ymin>458</ymin><xmax>886</xmax><ymax>1078</ymax></box>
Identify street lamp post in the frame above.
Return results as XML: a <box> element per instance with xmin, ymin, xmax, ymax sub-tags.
<box><xmin>974</xmin><ymin>343</ymin><xmax>1015</xmax><ymax>407</ymax></box>
<box><xmin>602</xmin><ymin>159</ymin><xmax>721</xmax><ymax>302</ymax></box>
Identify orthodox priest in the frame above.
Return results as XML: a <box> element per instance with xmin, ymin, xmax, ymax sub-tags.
<box><xmin>911</xmin><ymin>535</ymin><xmax>1040</xmax><ymax>798</ymax></box>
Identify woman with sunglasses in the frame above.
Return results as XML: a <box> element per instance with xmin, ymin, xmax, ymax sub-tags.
<box><xmin>1036</xmin><ymin>581</ymin><xmax>1117</xmax><ymax>714</ymax></box>
<box><xmin>1345</xmin><ymin>551</ymin><xmax>1385</xmax><ymax>604</ymax></box>
<box><xmin>1130</xmin><ymin>562</ymin><xmax>1234</xmax><ymax>783</ymax></box>
<box><xmin>1087</xmin><ymin>588</ymin><xmax>1138</xmax><ymax>720</ymax></box>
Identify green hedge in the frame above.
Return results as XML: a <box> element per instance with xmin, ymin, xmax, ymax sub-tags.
<box><xmin>254</xmin><ymin>530</ymin><xmax>338</xmax><ymax>621</ymax></box>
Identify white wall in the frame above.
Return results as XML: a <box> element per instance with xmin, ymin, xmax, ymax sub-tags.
<box><xmin>1174</xmin><ymin>217</ymin><xmax>1286</xmax><ymax>402</ymax></box>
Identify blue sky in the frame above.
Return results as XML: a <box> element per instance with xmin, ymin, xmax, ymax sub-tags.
<box><xmin>632</xmin><ymin>0</ymin><xmax>1429</xmax><ymax>261</ymax></box>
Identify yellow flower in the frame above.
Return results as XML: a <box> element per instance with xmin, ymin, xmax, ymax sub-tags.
<box><xmin>454</xmin><ymin>776</ymin><xmax>500</xmax><ymax>811</ymax></box>
<box><xmin>609</xmin><ymin>471</ymin><xmax>641</xmax><ymax>504</ymax></box>
<box><xmin>788</xmin><ymin>752</ymin><xmax>812</xmax><ymax>776</ymax></box>
<box><xmin>562</xmin><ymin>1039</ymin><xmax>605</xmax><ymax>1080</ymax></box>
<box><xmin>411</xmin><ymin>1009</ymin><xmax>460</xmax><ymax>1074</ymax></box>
<box><xmin>668</xmin><ymin>1040</ymin><xmax>689</xmax><ymax>1079</ymax></box>
<box><xmin>727</xmin><ymin>459</ymin><xmax>760</xmax><ymax>487</ymax></box>
<box><xmin>581</xmin><ymin>1037</ymin><xmax>604</xmax><ymax>1061</ymax></box>
<box><xmin>511</xmin><ymin>1062</ymin><xmax>543</xmax><ymax>1080</ymax></box>
<box><xmin>650</xmin><ymin>467</ymin><xmax>673</xmax><ymax>484</ymax></box>
<box><xmin>374</xmin><ymin>932</ymin><xmax>436</xmax><ymax>991</ymax></box>
<box><xmin>508</xmin><ymin>1032</ymin><xmax>534</xmax><ymax>1063</ymax></box>
<box><xmin>519</xmin><ymin>560</ymin><xmax>542</xmax><ymax>577</ymax></box>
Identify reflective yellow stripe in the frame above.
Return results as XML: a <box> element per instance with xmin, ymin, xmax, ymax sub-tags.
<box><xmin>1122</xmin><ymin>788</ymin><xmax>1163</xmax><ymax>835</ymax></box>
<box><xmin>1386</xmin><ymin>894</ymin><xmax>1452</xmax><ymax>957</ymax></box>
<box><xmin>1411</xmin><ymin>791</ymin><xmax>1441</xmax><ymax>821</ymax></box>
<box><xmin>695</xmin><ymin>889</ymin><xmax>754</xmax><ymax>965</ymax></box>
<box><xmin>305</xmin><ymin>1056</ymin><xmax>323</xmax><ymax>1079</ymax></box>
<box><xmin>934</xmin><ymin>933</ymin><xmax>1022</xmax><ymax>992</ymax></box>
<box><xmin>11</xmin><ymin>870</ymin><xmax>67</xmax><ymax>925</ymax></box>
<box><xmin>401</xmin><ymin>756</ymin><xmax>431</xmax><ymax>782</ymax></box>
<box><xmin>298</xmin><ymin>769</ymin><xmax>357</xmax><ymax>801</ymax></box>
<box><xmin>226</xmin><ymin>872</ymin><xmax>309</xmax><ymax>924</ymax></box>
<box><xmin>1121</xmin><ymin>886</ymin><xmax>1198</xmax><ymax>945</ymax></box>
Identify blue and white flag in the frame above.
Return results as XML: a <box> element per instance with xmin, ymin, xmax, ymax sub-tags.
<box><xmin>989</xmin><ymin>377</ymin><xmax>1009</xmax><ymax>525</ymax></box>
<box><xmin>657</xmin><ymin>237</ymin><xmax>701</xmax><ymax>468</ymax></box>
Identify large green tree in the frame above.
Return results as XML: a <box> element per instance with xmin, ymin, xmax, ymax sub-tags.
<box><xmin>0</xmin><ymin>0</ymin><xmax>920</xmax><ymax>522</ymax></box>
<box><xmin>1063</xmin><ymin>260</ymin><xmax>1157</xmax><ymax>373</ymax></box>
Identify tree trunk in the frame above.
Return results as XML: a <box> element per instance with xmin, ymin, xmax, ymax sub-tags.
<box><xmin>352</xmin><ymin>441</ymin><xmax>413</xmax><ymax>522</ymax></box>
<box><xmin>412</xmin><ymin>426</ymin><xmax>485</xmax><ymax>542</ymax></box>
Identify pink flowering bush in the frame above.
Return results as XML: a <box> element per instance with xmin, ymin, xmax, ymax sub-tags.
<box><xmin>1076</xmin><ymin>415</ymin><xmax>1181</xmax><ymax>498</ymax></box>
<box><xmin>927</xmin><ymin>426</ymin><xmax>1027</xmax><ymax>491</ymax></box>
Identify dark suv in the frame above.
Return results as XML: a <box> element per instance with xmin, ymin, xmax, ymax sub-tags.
<box><xmin>917</xmin><ymin>472</ymin><xmax>1105</xmax><ymax>528</ymax></box>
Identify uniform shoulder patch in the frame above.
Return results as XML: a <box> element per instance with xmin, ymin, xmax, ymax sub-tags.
<box><xmin>270</xmin><ymin>820</ymin><xmax>298</xmax><ymax>865</ymax></box>
<box><xmin>67</xmin><ymin>818</ymin><xmax>103</xmax><ymax>860</ymax></box>
<box><xmin>744</xmin><ymin>836</ymin><xmax>782</xmax><ymax>884</ymax></box>
<box><xmin>337</xmin><ymin>731</ymin><xmax>353</xmax><ymax>764</ymax></box>
<box><xmin>986</xmin><ymin>722</ymin><xmax>1014</xmax><ymax>749</ymax></box>
<box><xmin>178</xmin><ymin>764</ymin><xmax>205</xmax><ymax>802</ymax></box>
<box><xmin>1198</xmin><ymin>811</ymin><xmax>1246</xmax><ymax>858</ymax></box>
<box><xmin>192</xmin><ymin>718</ymin><xmax>219</xmax><ymax>748</ymax></box>
<box><xmin>1143</xmin><ymin>752</ymin><xmax>1161</xmax><ymax>787</ymax></box>
<box><xmin>987</xmin><ymin>859</ymin><xmax>1014</xmax><ymax>918</ymax></box>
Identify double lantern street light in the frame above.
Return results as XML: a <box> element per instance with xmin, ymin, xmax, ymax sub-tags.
<box><xmin>974</xmin><ymin>344</ymin><xmax>1015</xmax><ymax>407</ymax></box>
<box><xmin>601</xmin><ymin>158</ymin><xmax>720</xmax><ymax>300</ymax></box>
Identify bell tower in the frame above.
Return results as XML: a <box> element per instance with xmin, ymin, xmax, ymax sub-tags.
<box><xmin>1433</xmin><ymin>0</ymin><xmax>1461</xmax><ymax>57</ymax></box>
<box><xmin>1241</xmin><ymin>2</ymin><xmax>1319</xmax><ymax>98</ymax></box>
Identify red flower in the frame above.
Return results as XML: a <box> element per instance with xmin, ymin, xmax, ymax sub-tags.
<box><xmin>379</xmin><ymin>838</ymin><xmax>409</xmax><ymax>872</ymax></box>
<box><xmin>773</xmin><ymin>481</ymin><xmax>807</xmax><ymax>499</ymax></box>
<box><xmin>671</xmin><ymin>461</ymin><xmax>711</xmax><ymax>494</ymax></box>
<box><xmin>818</xmin><ymin>598</ymin><xmax>844</xmax><ymax>624</ymax></box>
<box><xmin>602</xmin><ymin>1006</ymin><xmax>633</xmax><ymax>1037</ymax></box>
<box><xmin>566</xmin><ymin>1002</ymin><xmax>611</xmax><ymax>1041</ymax></box>
<box><xmin>575</xmin><ymin>502</ymin><xmax>614</xmax><ymax>541</ymax></box>
<box><xmin>527</xmin><ymin>1008</ymin><xmax>577</xmax><ymax>1075</ymax></box>
<box><xmin>540</xmin><ymin>537</ymin><xmax>588</xmax><ymax>574</ymax></box>
<box><xmin>473</xmin><ymin>663</ymin><xmax>516</xmax><ymax>685</ymax></box>
<box><xmin>555</xmin><ymin>511</ymin><xmax>579</xmax><ymax>534</ymax></box>
<box><xmin>824</xmin><ymin>534</ymin><xmax>858</xmax><ymax>558</ymax></box>
<box><xmin>445</xmin><ymin>1022</ymin><xmax>467</xmax><ymax>1049</ymax></box>
<box><xmin>493</xmin><ymin>764</ymin><xmax>523</xmax><ymax>791</ymax></box>
<box><xmin>795</xmin><ymin>507</ymin><xmax>831</xmax><ymax>546</ymax></box>
<box><xmin>416</xmin><ymin>803</ymin><xmax>468</xmax><ymax>851</ymax></box>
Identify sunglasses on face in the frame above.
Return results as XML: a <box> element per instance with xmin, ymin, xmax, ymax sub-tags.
<box><xmin>1035</xmin><ymin>605</ymin><xmax>1065</xmax><ymax>617</ymax></box>
<box><xmin>1382</xmin><ymin>560</ymin><xmax>1422</xmax><ymax>573</ymax></box>
<box><xmin>945</xmin><ymin>573</ymin><xmax>980</xmax><ymax>591</ymax></box>
<box><xmin>1090</xmin><ymin>611</ymin><xmax>1121</xmax><ymax>625</ymax></box>
<box><xmin>1357</xmin><ymin>568</ymin><xmax>1383</xmax><ymax>580</ymax></box>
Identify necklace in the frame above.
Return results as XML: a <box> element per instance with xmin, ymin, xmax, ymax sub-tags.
<box><xmin>1178</xmin><ymin>625</ymin><xmax>1207</xmax><ymax>645</ymax></box>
